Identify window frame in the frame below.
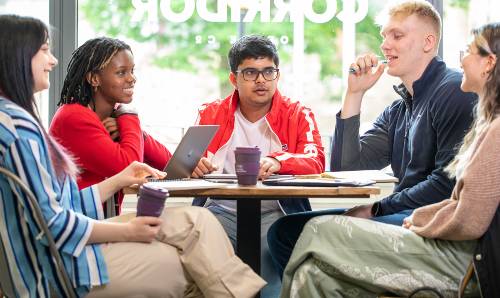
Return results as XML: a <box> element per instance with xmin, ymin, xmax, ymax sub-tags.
<box><xmin>48</xmin><ymin>0</ymin><xmax>77</xmax><ymax>122</ymax></box>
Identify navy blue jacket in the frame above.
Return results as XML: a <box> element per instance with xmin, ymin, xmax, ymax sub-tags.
<box><xmin>331</xmin><ymin>57</ymin><xmax>477</xmax><ymax>216</ymax></box>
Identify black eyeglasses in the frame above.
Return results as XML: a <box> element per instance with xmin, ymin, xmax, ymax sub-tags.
<box><xmin>460</xmin><ymin>44</ymin><xmax>496</xmax><ymax>63</ymax></box>
<box><xmin>235</xmin><ymin>67</ymin><xmax>279</xmax><ymax>81</ymax></box>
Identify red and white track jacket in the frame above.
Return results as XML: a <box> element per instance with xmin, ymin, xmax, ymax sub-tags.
<box><xmin>196</xmin><ymin>89</ymin><xmax>325</xmax><ymax>174</ymax></box>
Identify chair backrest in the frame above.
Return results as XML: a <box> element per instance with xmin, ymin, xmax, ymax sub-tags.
<box><xmin>0</xmin><ymin>235</ymin><xmax>15</xmax><ymax>297</ymax></box>
<box><xmin>0</xmin><ymin>166</ymin><xmax>77</xmax><ymax>298</ymax></box>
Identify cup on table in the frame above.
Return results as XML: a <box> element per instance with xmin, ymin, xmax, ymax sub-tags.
<box><xmin>136</xmin><ymin>183</ymin><xmax>169</xmax><ymax>217</ymax></box>
<box><xmin>234</xmin><ymin>146</ymin><xmax>261</xmax><ymax>185</ymax></box>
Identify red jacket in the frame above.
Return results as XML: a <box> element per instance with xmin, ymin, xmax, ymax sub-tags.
<box><xmin>50</xmin><ymin>103</ymin><xmax>172</xmax><ymax>210</ymax></box>
<box><xmin>197</xmin><ymin>90</ymin><xmax>325</xmax><ymax>174</ymax></box>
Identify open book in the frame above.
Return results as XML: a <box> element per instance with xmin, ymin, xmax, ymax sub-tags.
<box><xmin>297</xmin><ymin>170</ymin><xmax>398</xmax><ymax>183</ymax></box>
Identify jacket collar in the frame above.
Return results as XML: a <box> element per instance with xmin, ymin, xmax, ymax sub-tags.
<box><xmin>413</xmin><ymin>57</ymin><xmax>445</xmax><ymax>96</ymax></box>
<box><xmin>393</xmin><ymin>83</ymin><xmax>412</xmax><ymax>101</ymax></box>
<box><xmin>392</xmin><ymin>57</ymin><xmax>445</xmax><ymax>101</ymax></box>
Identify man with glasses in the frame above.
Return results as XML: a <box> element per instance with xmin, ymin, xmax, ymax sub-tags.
<box><xmin>191</xmin><ymin>34</ymin><xmax>325</xmax><ymax>297</ymax></box>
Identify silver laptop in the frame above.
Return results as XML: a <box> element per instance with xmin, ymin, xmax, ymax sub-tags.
<box><xmin>152</xmin><ymin>125</ymin><xmax>219</xmax><ymax>180</ymax></box>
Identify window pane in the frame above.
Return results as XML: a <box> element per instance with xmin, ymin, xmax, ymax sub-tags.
<box><xmin>0</xmin><ymin>0</ymin><xmax>50</xmax><ymax>128</ymax></box>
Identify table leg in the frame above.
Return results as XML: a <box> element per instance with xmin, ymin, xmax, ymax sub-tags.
<box><xmin>236</xmin><ymin>199</ymin><xmax>262</xmax><ymax>294</ymax></box>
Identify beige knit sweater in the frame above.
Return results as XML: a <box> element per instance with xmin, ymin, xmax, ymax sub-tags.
<box><xmin>410</xmin><ymin>118</ymin><xmax>500</xmax><ymax>240</ymax></box>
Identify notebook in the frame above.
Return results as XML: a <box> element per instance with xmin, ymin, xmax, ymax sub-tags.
<box><xmin>203</xmin><ymin>173</ymin><xmax>294</xmax><ymax>183</ymax></box>
<box><xmin>262</xmin><ymin>178</ymin><xmax>375</xmax><ymax>187</ymax></box>
<box><xmin>149</xmin><ymin>125</ymin><xmax>219</xmax><ymax>181</ymax></box>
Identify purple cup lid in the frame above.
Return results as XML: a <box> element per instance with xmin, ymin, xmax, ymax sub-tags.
<box><xmin>234</xmin><ymin>146</ymin><xmax>261</xmax><ymax>153</ymax></box>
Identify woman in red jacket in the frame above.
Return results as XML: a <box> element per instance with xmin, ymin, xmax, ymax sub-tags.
<box><xmin>50</xmin><ymin>37</ymin><xmax>172</xmax><ymax>213</ymax></box>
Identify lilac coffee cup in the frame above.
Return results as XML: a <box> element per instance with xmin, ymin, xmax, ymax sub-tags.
<box><xmin>136</xmin><ymin>184</ymin><xmax>169</xmax><ymax>217</ymax></box>
<box><xmin>234</xmin><ymin>146</ymin><xmax>261</xmax><ymax>185</ymax></box>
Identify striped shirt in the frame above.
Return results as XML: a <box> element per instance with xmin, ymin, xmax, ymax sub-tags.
<box><xmin>0</xmin><ymin>97</ymin><xmax>108</xmax><ymax>297</ymax></box>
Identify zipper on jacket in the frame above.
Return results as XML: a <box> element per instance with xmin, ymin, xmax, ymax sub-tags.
<box><xmin>264</xmin><ymin>117</ymin><xmax>288</xmax><ymax>215</ymax></box>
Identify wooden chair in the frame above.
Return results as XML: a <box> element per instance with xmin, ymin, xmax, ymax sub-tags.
<box><xmin>0</xmin><ymin>166</ymin><xmax>77</xmax><ymax>298</ymax></box>
<box><xmin>458</xmin><ymin>261</ymin><xmax>475</xmax><ymax>298</ymax></box>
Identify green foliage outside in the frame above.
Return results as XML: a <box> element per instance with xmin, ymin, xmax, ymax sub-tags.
<box><xmin>449</xmin><ymin>0</ymin><xmax>469</xmax><ymax>10</ymax></box>
<box><xmin>80</xmin><ymin>0</ymin><xmax>383</xmax><ymax>100</ymax></box>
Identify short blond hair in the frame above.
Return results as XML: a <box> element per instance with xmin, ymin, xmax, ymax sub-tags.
<box><xmin>377</xmin><ymin>0</ymin><xmax>442</xmax><ymax>47</ymax></box>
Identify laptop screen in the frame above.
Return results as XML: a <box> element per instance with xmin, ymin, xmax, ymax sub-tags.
<box><xmin>162</xmin><ymin>125</ymin><xmax>219</xmax><ymax>180</ymax></box>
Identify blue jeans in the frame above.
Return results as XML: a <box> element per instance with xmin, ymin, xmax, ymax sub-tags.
<box><xmin>371</xmin><ymin>209</ymin><xmax>413</xmax><ymax>225</ymax></box>
<box><xmin>267</xmin><ymin>208</ymin><xmax>414</xmax><ymax>278</ymax></box>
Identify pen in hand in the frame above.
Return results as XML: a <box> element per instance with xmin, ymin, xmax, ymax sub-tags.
<box><xmin>349</xmin><ymin>58</ymin><xmax>388</xmax><ymax>74</ymax></box>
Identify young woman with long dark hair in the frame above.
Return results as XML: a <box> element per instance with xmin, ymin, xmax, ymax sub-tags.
<box><xmin>0</xmin><ymin>14</ymin><xmax>264</xmax><ymax>298</ymax></box>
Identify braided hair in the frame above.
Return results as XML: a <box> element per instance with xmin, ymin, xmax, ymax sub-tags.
<box><xmin>58</xmin><ymin>37</ymin><xmax>132</xmax><ymax>107</ymax></box>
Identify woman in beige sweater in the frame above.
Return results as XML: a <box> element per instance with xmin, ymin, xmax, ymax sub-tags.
<box><xmin>280</xmin><ymin>23</ymin><xmax>500</xmax><ymax>298</ymax></box>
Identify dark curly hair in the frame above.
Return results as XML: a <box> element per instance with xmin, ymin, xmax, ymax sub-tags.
<box><xmin>228</xmin><ymin>35</ymin><xmax>279</xmax><ymax>73</ymax></box>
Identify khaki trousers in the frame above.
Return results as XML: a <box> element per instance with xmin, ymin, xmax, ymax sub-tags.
<box><xmin>87</xmin><ymin>206</ymin><xmax>266</xmax><ymax>298</ymax></box>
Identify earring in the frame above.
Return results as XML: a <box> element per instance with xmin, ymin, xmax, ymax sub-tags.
<box><xmin>93</xmin><ymin>85</ymin><xmax>98</xmax><ymax>92</ymax></box>
<box><xmin>481</xmin><ymin>72</ymin><xmax>486</xmax><ymax>78</ymax></box>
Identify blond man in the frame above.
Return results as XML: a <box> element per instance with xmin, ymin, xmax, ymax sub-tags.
<box><xmin>268</xmin><ymin>0</ymin><xmax>477</xmax><ymax>280</ymax></box>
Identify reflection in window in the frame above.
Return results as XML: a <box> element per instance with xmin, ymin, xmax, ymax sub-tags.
<box><xmin>78</xmin><ymin>0</ymin><xmax>396</xmax><ymax>164</ymax></box>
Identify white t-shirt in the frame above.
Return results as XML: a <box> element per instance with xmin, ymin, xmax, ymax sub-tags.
<box><xmin>211</xmin><ymin>107</ymin><xmax>282</xmax><ymax>213</ymax></box>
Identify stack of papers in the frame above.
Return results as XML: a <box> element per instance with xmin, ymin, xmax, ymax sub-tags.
<box><xmin>145</xmin><ymin>180</ymin><xmax>230</xmax><ymax>191</ymax></box>
<box><xmin>203</xmin><ymin>173</ymin><xmax>294</xmax><ymax>183</ymax></box>
<box><xmin>203</xmin><ymin>173</ymin><xmax>294</xmax><ymax>180</ymax></box>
